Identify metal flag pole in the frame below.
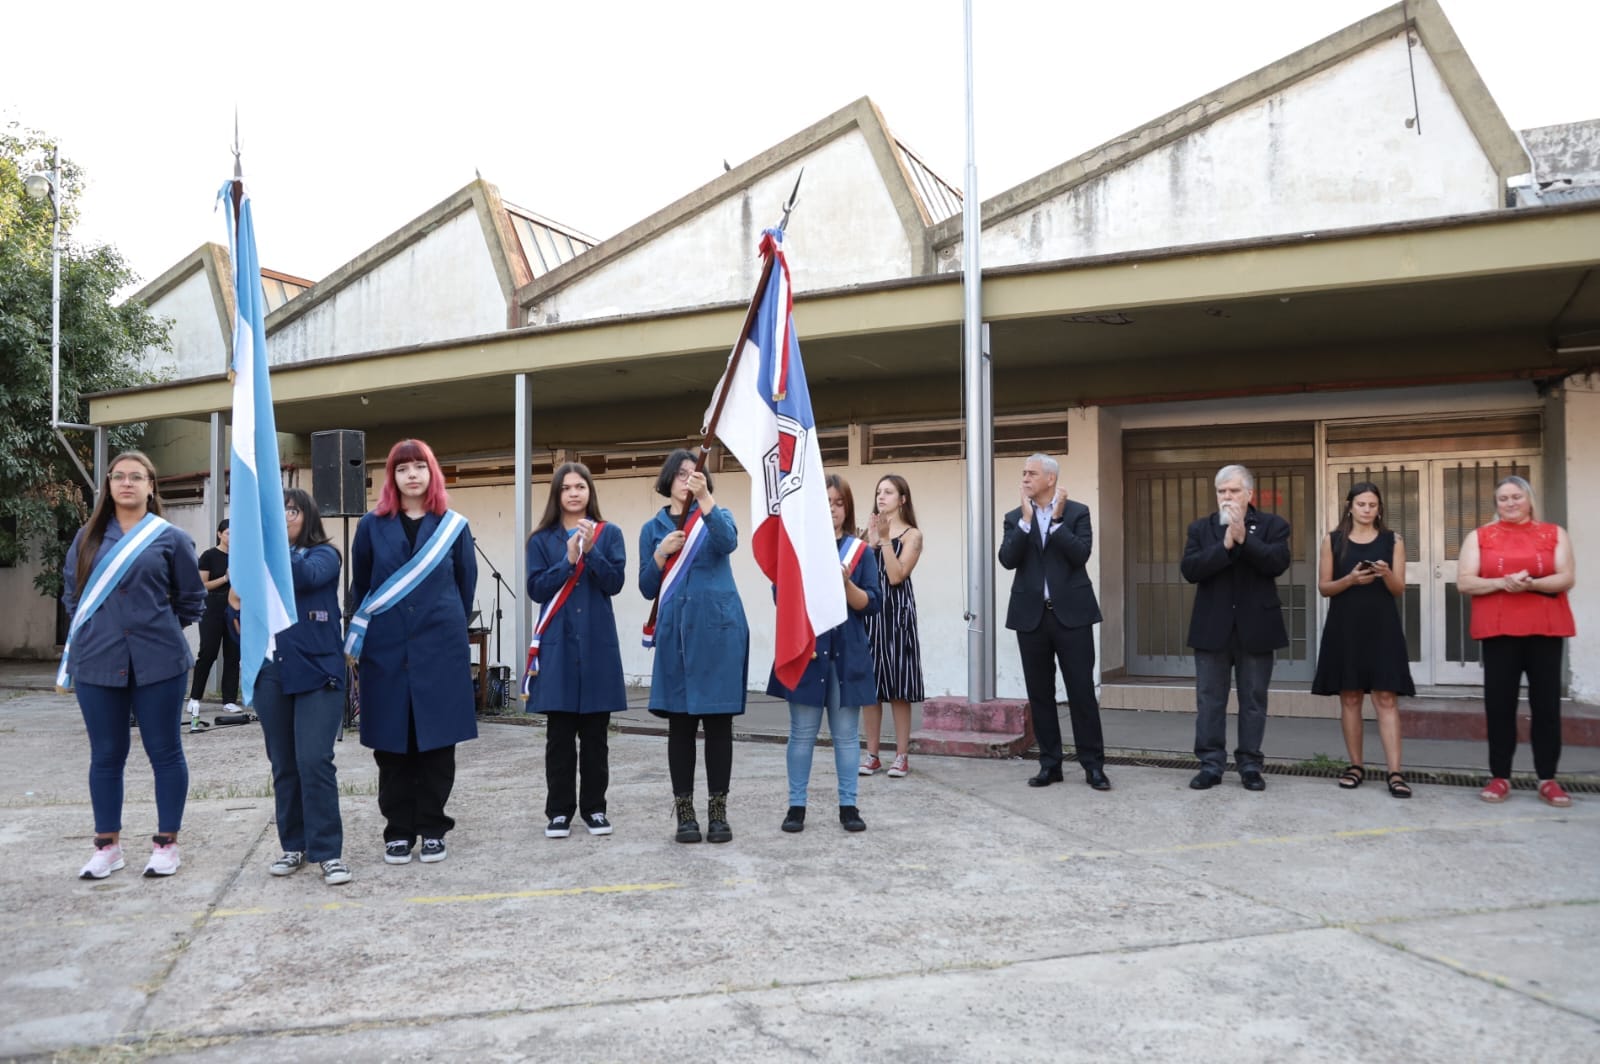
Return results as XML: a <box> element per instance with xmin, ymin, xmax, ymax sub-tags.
<box><xmin>961</xmin><ymin>0</ymin><xmax>995</xmax><ymax>702</ymax></box>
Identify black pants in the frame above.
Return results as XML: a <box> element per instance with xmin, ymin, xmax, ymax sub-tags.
<box><xmin>545</xmin><ymin>712</ymin><xmax>610</xmax><ymax>819</ymax></box>
<box><xmin>374</xmin><ymin>714</ymin><xmax>457</xmax><ymax>841</ymax></box>
<box><xmin>1017</xmin><ymin>612</ymin><xmax>1105</xmax><ymax>772</ymax></box>
<box><xmin>667</xmin><ymin>714</ymin><xmax>733</xmax><ymax>795</ymax></box>
<box><xmin>189</xmin><ymin>602</ymin><xmax>240</xmax><ymax>702</ymax></box>
<box><xmin>1482</xmin><ymin>635</ymin><xmax>1564</xmax><ymax>779</ymax></box>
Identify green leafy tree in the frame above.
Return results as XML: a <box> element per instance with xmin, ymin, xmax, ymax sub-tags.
<box><xmin>0</xmin><ymin>123</ymin><xmax>171</xmax><ymax>597</ymax></box>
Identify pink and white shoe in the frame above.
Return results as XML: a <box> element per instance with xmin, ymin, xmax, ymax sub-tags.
<box><xmin>859</xmin><ymin>754</ymin><xmax>882</xmax><ymax>776</ymax></box>
<box><xmin>887</xmin><ymin>754</ymin><xmax>909</xmax><ymax>778</ymax></box>
<box><xmin>144</xmin><ymin>838</ymin><xmax>181</xmax><ymax>877</ymax></box>
<box><xmin>79</xmin><ymin>840</ymin><xmax>125</xmax><ymax>880</ymax></box>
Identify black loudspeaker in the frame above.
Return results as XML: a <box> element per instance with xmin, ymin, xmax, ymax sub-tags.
<box><xmin>311</xmin><ymin>430</ymin><xmax>368</xmax><ymax>516</ymax></box>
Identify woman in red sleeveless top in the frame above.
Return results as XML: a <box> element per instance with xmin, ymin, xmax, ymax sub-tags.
<box><xmin>1456</xmin><ymin>476</ymin><xmax>1576</xmax><ymax>807</ymax></box>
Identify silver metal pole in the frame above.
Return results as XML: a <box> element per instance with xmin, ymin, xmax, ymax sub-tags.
<box><xmin>209</xmin><ymin>412</ymin><xmax>226</xmax><ymax>533</ymax></box>
<box><xmin>962</xmin><ymin>0</ymin><xmax>995</xmax><ymax>702</ymax></box>
<box><xmin>48</xmin><ymin>146</ymin><xmax>61</xmax><ymax>430</ymax></box>
<box><xmin>513</xmin><ymin>373</ymin><xmax>534</xmax><ymax>682</ymax></box>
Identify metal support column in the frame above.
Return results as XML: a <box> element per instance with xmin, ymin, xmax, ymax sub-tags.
<box><xmin>209</xmin><ymin>412</ymin><xmax>226</xmax><ymax>531</ymax></box>
<box><xmin>513</xmin><ymin>374</ymin><xmax>534</xmax><ymax>679</ymax></box>
<box><xmin>962</xmin><ymin>0</ymin><xmax>995</xmax><ymax>702</ymax></box>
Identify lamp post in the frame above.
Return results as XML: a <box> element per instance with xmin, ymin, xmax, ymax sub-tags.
<box><xmin>25</xmin><ymin>147</ymin><xmax>101</xmax><ymax>492</ymax></box>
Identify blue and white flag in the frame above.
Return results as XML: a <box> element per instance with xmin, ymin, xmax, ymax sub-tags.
<box><xmin>219</xmin><ymin>179</ymin><xmax>296</xmax><ymax>705</ymax></box>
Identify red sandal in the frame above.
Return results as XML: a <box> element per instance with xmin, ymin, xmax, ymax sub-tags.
<box><xmin>1538</xmin><ymin>780</ymin><xmax>1572</xmax><ymax>808</ymax></box>
<box><xmin>1479</xmin><ymin>777</ymin><xmax>1510</xmax><ymax>803</ymax></box>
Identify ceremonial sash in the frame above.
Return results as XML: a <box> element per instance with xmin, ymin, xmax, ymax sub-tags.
<box><xmin>641</xmin><ymin>506</ymin><xmax>709</xmax><ymax>648</ymax></box>
<box><xmin>344</xmin><ymin>510</ymin><xmax>468</xmax><ymax>660</ymax></box>
<box><xmin>56</xmin><ymin>514</ymin><xmax>172</xmax><ymax>692</ymax></box>
<box><xmin>520</xmin><ymin>522</ymin><xmax>606</xmax><ymax>700</ymax></box>
<box><xmin>839</xmin><ymin>534</ymin><xmax>867</xmax><ymax>575</ymax></box>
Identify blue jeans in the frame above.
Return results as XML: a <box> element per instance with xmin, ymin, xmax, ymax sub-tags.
<box><xmin>254</xmin><ymin>662</ymin><xmax>345</xmax><ymax>860</ymax></box>
<box><xmin>1194</xmin><ymin>631</ymin><xmax>1275</xmax><ymax>774</ymax></box>
<box><xmin>76</xmin><ymin>674</ymin><xmax>189</xmax><ymax>835</ymax></box>
<box><xmin>786</xmin><ymin>663</ymin><xmax>860</xmax><ymax>806</ymax></box>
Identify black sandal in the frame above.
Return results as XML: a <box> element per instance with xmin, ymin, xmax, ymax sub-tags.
<box><xmin>1386</xmin><ymin>772</ymin><xmax>1413</xmax><ymax>799</ymax></box>
<box><xmin>1337</xmin><ymin>765</ymin><xmax>1365</xmax><ymax>789</ymax></box>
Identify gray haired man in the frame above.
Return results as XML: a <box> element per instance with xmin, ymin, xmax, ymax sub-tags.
<box><xmin>1179</xmin><ymin>464</ymin><xmax>1291</xmax><ymax>791</ymax></box>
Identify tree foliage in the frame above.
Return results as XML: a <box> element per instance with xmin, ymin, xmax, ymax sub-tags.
<box><xmin>0</xmin><ymin>123</ymin><xmax>172</xmax><ymax>597</ymax></box>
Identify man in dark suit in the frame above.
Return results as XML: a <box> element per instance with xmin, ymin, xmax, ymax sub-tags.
<box><xmin>1180</xmin><ymin>463</ymin><xmax>1292</xmax><ymax>792</ymax></box>
<box><xmin>999</xmin><ymin>454</ymin><xmax>1109</xmax><ymax>791</ymax></box>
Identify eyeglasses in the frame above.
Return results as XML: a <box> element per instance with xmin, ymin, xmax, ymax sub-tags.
<box><xmin>674</xmin><ymin>469</ymin><xmax>696</xmax><ymax>482</ymax></box>
<box><xmin>284</xmin><ymin>507</ymin><xmax>302</xmax><ymax>518</ymax></box>
<box><xmin>109</xmin><ymin>472</ymin><xmax>149</xmax><ymax>484</ymax></box>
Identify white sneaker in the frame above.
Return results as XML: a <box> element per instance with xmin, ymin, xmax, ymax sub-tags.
<box><xmin>186</xmin><ymin>699</ymin><xmax>201</xmax><ymax>717</ymax></box>
<box><xmin>223</xmin><ymin>702</ymin><xmax>242</xmax><ymax>714</ymax></box>
<box><xmin>144</xmin><ymin>839</ymin><xmax>181</xmax><ymax>877</ymax></box>
<box><xmin>79</xmin><ymin>841</ymin><xmax>125</xmax><ymax>880</ymax></box>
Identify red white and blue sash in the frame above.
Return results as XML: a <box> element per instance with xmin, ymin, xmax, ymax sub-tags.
<box><xmin>57</xmin><ymin>514</ymin><xmax>172</xmax><ymax>692</ymax></box>
<box><xmin>521</xmin><ymin>522</ymin><xmax>606</xmax><ymax>700</ymax></box>
<box><xmin>838</xmin><ymin>534</ymin><xmax>867</xmax><ymax>576</ymax></box>
<box><xmin>344</xmin><ymin>510</ymin><xmax>468</xmax><ymax>661</ymax></box>
<box><xmin>642</xmin><ymin>506</ymin><xmax>709</xmax><ymax>648</ymax></box>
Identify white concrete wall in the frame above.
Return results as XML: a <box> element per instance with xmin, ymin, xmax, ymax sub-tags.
<box><xmin>141</xmin><ymin>267</ymin><xmax>223</xmax><ymax>380</ymax></box>
<box><xmin>951</xmin><ymin>33</ymin><xmax>1502</xmax><ymax>270</ymax></box>
<box><xmin>1555</xmin><ymin>374</ymin><xmax>1600</xmax><ymax>702</ymax></box>
<box><xmin>268</xmin><ymin>210</ymin><xmax>507</xmax><ymax>366</ymax></box>
<box><xmin>527</xmin><ymin>130</ymin><xmax>916</xmax><ymax>325</ymax></box>
<box><xmin>0</xmin><ymin>558</ymin><xmax>60</xmax><ymax>659</ymax></box>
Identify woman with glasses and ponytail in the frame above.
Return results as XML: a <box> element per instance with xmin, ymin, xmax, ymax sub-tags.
<box><xmin>63</xmin><ymin>452</ymin><xmax>206</xmax><ymax>880</ymax></box>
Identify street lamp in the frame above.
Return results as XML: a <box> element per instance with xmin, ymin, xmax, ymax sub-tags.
<box><xmin>26</xmin><ymin>147</ymin><xmax>101</xmax><ymax>491</ymax></box>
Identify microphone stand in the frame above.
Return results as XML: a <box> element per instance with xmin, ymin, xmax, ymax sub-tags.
<box><xmin>473</xmin><ymin>538</ymin><xmax>515</xmax><ymax>666</ymax></box>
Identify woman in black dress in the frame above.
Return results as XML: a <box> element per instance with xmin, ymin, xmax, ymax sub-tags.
<box><xmin>1313</xmin><ymin>482</ymin><xmax>1415</xmax><ymax>797</ymax></box>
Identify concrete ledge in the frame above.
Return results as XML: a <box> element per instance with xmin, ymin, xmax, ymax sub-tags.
<box><xmin>1399</xmin><ymin>701</ymin><xmax>1600</xmax><ymax>747</ymax></box>
<box><xmin>910</xmin><ymin>697</ymin><xmax>1035</xmax><ymax>759</ymax></box>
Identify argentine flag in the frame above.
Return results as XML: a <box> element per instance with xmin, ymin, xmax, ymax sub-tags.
<box><xmin>220</xmin><ymin>179</ymin><xmax>296</xmax><ymax>704</ymax></box>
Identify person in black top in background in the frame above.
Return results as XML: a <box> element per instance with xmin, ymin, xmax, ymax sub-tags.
<box><xmin>188</xmin><ymin>518</ymin><xmax>241</xmax><ymax>717</ymax></box>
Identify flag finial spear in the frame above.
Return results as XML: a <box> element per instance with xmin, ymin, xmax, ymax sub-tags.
<box><xmin>232</xmin><ymin>108</ymin><xmax>243</xmax><ymax>180</ymax></box>
<box><xmin>778</xmin><ymin>168</ymin><xmax>804</xmax><ymax>233</ymax></box>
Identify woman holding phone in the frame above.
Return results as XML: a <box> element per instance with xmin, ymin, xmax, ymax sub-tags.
<box><xmin>1312</xmin><ymin>481</ymin><xmax>1415</xmax><ymax>797</ymax></box>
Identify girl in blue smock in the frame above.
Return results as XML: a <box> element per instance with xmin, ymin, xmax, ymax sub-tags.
<box><xmin>347</xmin><ymin>439</ymin><xmax>478</xmax><ymax>867</ymax></box>
<box><xmin>769</xmin><ymin>474</ymin><xmax>880</xmax><ymax>834</ymax></box>
<box><xmin>638</xmin><ymin>448</ymin><xmax>749</xmax><ymax>844</ymax></box>
<box><xmin>525</xmin><ymin>462</ymin><xmax>627</xmax><ymax>838</ymax></box>
<box><xmin>63</xmin><ymin>451</ymin><xmax>206</xmax><ymax>880</ymax></box>
<box><xmin>252</xmin><ymin>488</ymin><xmax>352</xmax><ymax>886</ymax></box>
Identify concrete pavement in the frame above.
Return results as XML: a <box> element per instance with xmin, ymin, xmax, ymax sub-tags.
<box><xmin>2</xmin><ymin>681</ymin><xmax>1598</xmax><ymax>1062</ymax></box>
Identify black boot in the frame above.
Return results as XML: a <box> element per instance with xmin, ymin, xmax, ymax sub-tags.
<box><xmin>781</xmin><ymin>805</ymin><xmax>806</xmax><ymax>833</ymax></box>
<box><xmin>706</xmin><ymin>792</ymin><xmax>732</xmax><ymax>844</ymax></box>
<box><xmin>674</xmin><ymin>794</ymin><xmax>702</xmax><ymax>844</ymax></box>
<box><xmin>839</xmin><ymin>805</ymin><xmax>866</xmax><ymax>832</ymax></box>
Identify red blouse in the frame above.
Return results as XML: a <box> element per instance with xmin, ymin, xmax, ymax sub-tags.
<box><xmin>1468</xmin><ymin>520</ymin><xmax>1576</xmax><ymax>639</ymax></box>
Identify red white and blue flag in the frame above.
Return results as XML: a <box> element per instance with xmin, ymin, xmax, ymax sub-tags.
<box><xmin>704</xmin><ymin>228</ymin><xmax>845</xmax><ymax>688</ymax></box>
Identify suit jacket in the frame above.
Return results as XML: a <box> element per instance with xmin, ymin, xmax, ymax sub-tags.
<box><xmin>999</xmin><ymin>499</ymin><xmax>1102</xmax><ymax>632</ymax></box>
<box><xmin>1180</xmin><ymin>505</ymin><xmax>1292</xmax><ymax>653</ymax></box>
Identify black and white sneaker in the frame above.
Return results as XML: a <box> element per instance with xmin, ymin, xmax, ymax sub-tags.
<box><xmin>545</xmin><ymin>816</ymin><xmax>572</xmax><ymax>838</ymax></box>
<box><xmin>384</xmin><ymin>840</ymin><xmax>413</xmax><ymax>865</ymax></box>
<box><xmin>320</xmin><ymin>859</ymin><xmax>353</xmax><ymax>885</ymax></box>
<box><xmin>418</xmin><ymin>838</ymin><xmax>447</xmax><ymax>863</ymax></box>
<box><xmin>269</xmin><ymin>851</ymin><xmax>305</xmax><ymax>877</ymax></box>
<box><xmin>583</xmin><ymin>812</ymin><xmax>613</xmax><ymax>836</ymax></box>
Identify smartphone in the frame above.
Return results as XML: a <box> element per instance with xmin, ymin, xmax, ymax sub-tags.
<box><xmin>1355</xmin><ymin>560</ymin><xmax>1375</xmax><ymax>572</ymax></box>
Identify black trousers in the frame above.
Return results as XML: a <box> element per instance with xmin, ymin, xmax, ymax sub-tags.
<box><xmin>545</xmin><ymin>712</ymin><xmax>610</xmax><ymax>819</ymax></box>
<box><xmin>1482</xmin><ymin>635</ymin><xmax>1564</xmax><ymax>779</ymax></box>
<box><xmin>189</xmin><ymin>602</ymin><xmax>240</xmax><ymax>702</ymax></box>
<box><xmin>374</xmin><ymin>714</ymin><xmax>457</xmax><ymax>841</ymax></box>
<box><xmin>1017</xmin><ymin>612</ymin><xmax>1105</xmax><ymax>772</ymax></box>
<box><xmin>667</xmin><ymin>714</ymin><xmax>733</xmax><ymax>795</ymax></box>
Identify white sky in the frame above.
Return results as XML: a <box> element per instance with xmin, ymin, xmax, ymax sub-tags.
<box><xmin>3</xmin><ymin>0</ymin><xmax>1596</xmax><ymax>289</ymax></box>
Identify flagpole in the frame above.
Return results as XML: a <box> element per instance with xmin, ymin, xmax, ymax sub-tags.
<box><xmin>961</xmin><ymin>0</ymin><xmax>996</xmax><ymax>703</ymax></box>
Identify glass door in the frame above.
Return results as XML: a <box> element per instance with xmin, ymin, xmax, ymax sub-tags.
<box><xmin>1433</xmin><ymin>459</ymin><xmax>1532</xmax><ymax>685</ymax></box>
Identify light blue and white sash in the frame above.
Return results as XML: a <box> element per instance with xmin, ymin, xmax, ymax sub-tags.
<box><xmin>57</xmin><ymin>513</ymin><xmax>172</xmax><ymax>691</ymax></box>
<box><xmin>344</xmin><ymin>510</ymin><xmax>468</xmax><ymax>661</ymax></box>
<box><xmin>642</xmin><ymin>506</ymin><xmax>709</xmax><ymax>649</ymax></box>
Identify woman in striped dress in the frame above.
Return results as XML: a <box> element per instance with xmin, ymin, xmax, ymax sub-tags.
<box><xmin>861</xmin><ymin>474</ymin><xmax>924</xmax><ymax>778</ymax></box>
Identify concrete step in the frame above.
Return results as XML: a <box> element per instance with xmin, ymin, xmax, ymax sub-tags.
<box><xmin>909</xmin><ymin>728</ymin><xmax>1030</xmax><ymax>759</ymax></box>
